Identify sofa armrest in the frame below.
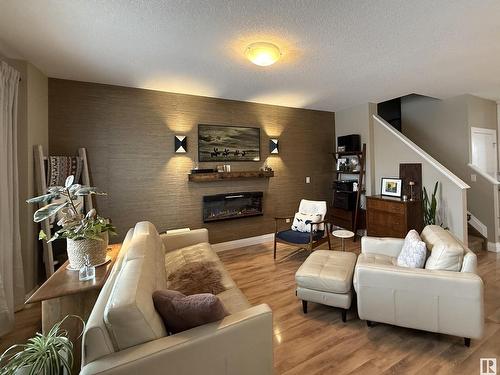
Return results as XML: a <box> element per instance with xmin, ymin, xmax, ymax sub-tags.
<box><xmin>355</xmin><ymin>263</ymin><xmax>484</xmax><ymax>339</ymax></box>
<box><xmin>160</xmin><ymin>228</ymin><xmax>209</xmax><ymax>253</ymax></box>
<box><xmin>361</xmin><ymin>236</ymin><xmax>404</xmax><ymax>258</ymax></box>
<box><xmin>81</xmin><ymin>304</ymin><xmax>273</xmax><ymax>375</ymax></box>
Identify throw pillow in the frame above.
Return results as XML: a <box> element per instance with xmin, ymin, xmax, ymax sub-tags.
<box><xmin>422</xmin><ymin>225</ymin><xmax>464</xmax><ymax>271</ymax></box>
<box><xmin>152</xmin><ymin>290</ymin><xmax>228</xmax><ymax>334</ymax></box>
<box><xmin>397</xmin><ymin>229</ymin><xmax>427</xmax><ymax>268</ymax></box>
<box><xmin>291</xmin><ymin>212</ymin><xmax>322</xmax><ymax>233</ymax></box>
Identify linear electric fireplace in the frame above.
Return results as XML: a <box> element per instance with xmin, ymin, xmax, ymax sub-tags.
<box><xmin>203</xmin><ymin>192</ymin><xmax>263</xmax><ymax>222</ymax></box>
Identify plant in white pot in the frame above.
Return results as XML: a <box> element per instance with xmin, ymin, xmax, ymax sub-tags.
<box><xmin>0</xmin><ymin>315</ymin><xmax>83</xmax><ymax>375</ymax></box>
<box><xmin>27</xmin><ymin>175</ymin><xmax>116</xmax><ymax>270</ymax></box>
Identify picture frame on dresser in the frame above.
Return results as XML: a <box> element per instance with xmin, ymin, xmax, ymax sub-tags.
<box><xmin>381</xmin><ymin>177</ymin><xmax>402</xmax><ymax>198</ymax></box>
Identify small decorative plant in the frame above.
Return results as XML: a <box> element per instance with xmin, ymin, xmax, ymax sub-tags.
<box><xmin>423</xmin><ymin>181</ymin><xmax>439</xmax><ymax>226</ymax></box>
<box><xmin>0</xmin><ymin>315</ymin><xmax>83</xmax><ymax>375</ymax></box>
<box><xmin>27</xmin><ymin>175</ymin><xmax>116</xmax><ymax>269</ymax></box>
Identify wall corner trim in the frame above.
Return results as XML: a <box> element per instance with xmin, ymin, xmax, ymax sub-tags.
<box><xmin>487</xmin><ymin>241</ymin><xmax>500</xmax><ymax>253</ymax></box>
<box><xmin>212</xmin><ymin>233</ymin><xmax>274</xmax><ymax>252</ymax></box>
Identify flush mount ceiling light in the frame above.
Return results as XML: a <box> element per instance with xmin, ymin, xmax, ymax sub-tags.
<box><xmin>245</xmin><ymin>42</ymin><xmax>281</xmax><ymax>66</ymax></box>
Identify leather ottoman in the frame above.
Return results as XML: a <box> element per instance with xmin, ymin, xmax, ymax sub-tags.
<box><xmin>295</xmin><ymin>250</ymin><xmax>357</xmax><ymax>322</ymax></box>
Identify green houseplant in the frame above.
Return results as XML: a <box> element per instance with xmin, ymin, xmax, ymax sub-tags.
<box><xmin>423</xmin><ymin>181</ymin><xmax>439</xmax><ymax>226</ymax></box>
<box><xmin>27</xmin><ymin>175</ymin><xmax>116</xmax><ymax>269</ymax></box>
<box><xmin>0</xmin><ymin>315</ymin><xmax>83</xmax><ymax>375</ymax></box>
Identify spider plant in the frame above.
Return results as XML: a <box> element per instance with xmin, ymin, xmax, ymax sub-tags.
<box><xmin>0</xmin><ymin>315</ymin><xmax>83</xmax><ymax>375</ymax></box>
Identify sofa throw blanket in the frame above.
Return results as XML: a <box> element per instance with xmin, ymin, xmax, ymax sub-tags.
<box><xmin>167</xmin><ymin>261</ymin><xmax>226</xmax><ymax>296</ymax></box>
<box><xmin>291</xmin><ymin>212</ymin><xmax>322</xmax><ymax>233</ymax></box>
<box><xmin>47</xmin><ymin>156</ymin><xmax>83</xmax><ymax>187</ymax></box>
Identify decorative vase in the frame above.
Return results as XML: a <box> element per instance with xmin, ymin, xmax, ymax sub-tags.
<box><xmin>66</xmin><ymin>232</ymin><xmax>108</xmax><ymax>270</ymax></box>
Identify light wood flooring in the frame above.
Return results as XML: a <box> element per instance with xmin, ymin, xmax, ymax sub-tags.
<box><xmin>218</xmin><ymin>238</ymin><xmax>500</xmax><ymax>375</ymax></box>
<box><xmin>1</xmin><ymin>237</ymin><xmax>499</xmax><ymax>374</ymax></box>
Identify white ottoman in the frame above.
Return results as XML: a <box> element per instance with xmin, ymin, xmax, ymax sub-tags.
<box><xmin>295</xmin><ymin>250</ymin><xmax>357</xmax><ymax>322</ymax></box>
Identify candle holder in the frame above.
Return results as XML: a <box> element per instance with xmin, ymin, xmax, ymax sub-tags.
<box><xmin>409</xmin><ymin>181</ymin><xmax>415</xmax><ymax>201</ymax></box>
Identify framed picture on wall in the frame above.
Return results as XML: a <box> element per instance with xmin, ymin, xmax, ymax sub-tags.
<box><xmin>381</xmin><ymin>177</ymin><xmax>402</xmax><ymax>198</ymax></box>
<box><xmin>198</xmin><ymin>124</ymin><xmax>260</xmax><ymax>162</ymax></box>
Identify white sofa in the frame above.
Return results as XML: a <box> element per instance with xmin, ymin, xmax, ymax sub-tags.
<box><xmin>80</xmin><ymin>221</ymin><xmax>273</xmax><ymax>375</ymax></box>
<box><xmin>354</xmin><ymin>225</ymin><xmax>484</xmax><ymax>346</ymax></box>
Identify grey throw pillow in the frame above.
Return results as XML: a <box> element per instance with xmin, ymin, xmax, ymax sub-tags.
<box><xmin>152</xmin><ymin>290</ymin><xmax>228</xmax><ymax>334</ymax></box>
<box><xmin>397</xmin><ymin>229</ymin><xmax>427</xmax><ymax>268</ymax></box>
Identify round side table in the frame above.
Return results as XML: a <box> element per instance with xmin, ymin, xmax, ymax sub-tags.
<box><xmin>332</xmin><ymin>229</ymin><xmax>355</xmax><ymax>251</ymax></box>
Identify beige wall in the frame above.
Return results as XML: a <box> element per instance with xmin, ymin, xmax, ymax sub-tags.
<box><xmin>334</xmin><ymin>103</ymin><xmax>377</xmax><ymax>196</ymax></box>
<box><xmin>401</xmin><ymin>94</ymin><xmax>498</xmax><ymax>243</ymax></box>
<box><xmin>373</xmin><ymin>115</ymin><xmax>468</xmax><ymax>243</ymax></box>
<box><xmin>49</xmin><ymin>79</ymin><xmax>335</xmax><ymax>244</ymax></box>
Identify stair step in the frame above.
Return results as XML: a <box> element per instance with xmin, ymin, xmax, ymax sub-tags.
<box><xmin>468</xmin><ymin>234</ymin><xmax>486</xmax><ymax>253</ymax></box>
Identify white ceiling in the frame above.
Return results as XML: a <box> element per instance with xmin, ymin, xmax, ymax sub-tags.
<box><xmin>1</xmin><ymin>0</ymin><xmax>500</xmax><ymax>111</ymax></box>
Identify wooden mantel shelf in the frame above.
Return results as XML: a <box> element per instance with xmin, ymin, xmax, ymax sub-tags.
<box><xmin>188</xmin><ymin>170</ymin><xmax>274</xmax><ymax>182</ymax></box>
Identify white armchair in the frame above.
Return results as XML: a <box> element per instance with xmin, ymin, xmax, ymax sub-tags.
<box><xmin>354</xmin><ymin>227</ymin><xmax>484</xmax><ymax>346</ymax></box>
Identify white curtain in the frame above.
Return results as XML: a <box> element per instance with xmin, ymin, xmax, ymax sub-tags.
<box><xmin>0</xmin><ymin>61</ymin><xmax>25</xmax><ymax>336</ymax></box>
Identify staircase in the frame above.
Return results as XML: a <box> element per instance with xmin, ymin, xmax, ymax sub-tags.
<box><xmin>467</xmin><ymin>223</ymin><xmax>487</xmax><ymax>253</ymax></box>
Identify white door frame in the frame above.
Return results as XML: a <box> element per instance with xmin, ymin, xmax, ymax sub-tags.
<box><xmin>470</xmin><ymin>126</ymin><xmax>498</xmax><ymax>178</ymax></box>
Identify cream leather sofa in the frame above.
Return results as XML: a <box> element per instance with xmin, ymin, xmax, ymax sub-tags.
<box><xmin>354</xmin><ymin>225</ymin><xmax>484</xmax><ymax>346</ymax></box>
<box><xmin>80</xmin><ymin>221</ymin><xmax>273</xmax><ymax>375</ymax></box>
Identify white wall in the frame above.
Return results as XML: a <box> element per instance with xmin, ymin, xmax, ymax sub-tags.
<box><xmin>373</xmin><ymin>115</ymin><xmax>469</xmax><ymax>244</ymax></box>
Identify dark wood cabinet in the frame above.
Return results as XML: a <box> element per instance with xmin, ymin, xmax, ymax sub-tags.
<box><xmin>366</xmin><ymin>195</ymin><xmax>423</xmax><ymax>238</ymax></box>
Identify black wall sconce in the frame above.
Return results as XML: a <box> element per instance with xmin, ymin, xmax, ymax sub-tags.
<box><xmin>269</xmin><ymin>138</ymin><xmax>279</xmax><ymax>154</ymax></box>
<box><xmin>175</xmin><ymin>135</ymin><xmax>187</xmax><ymax>153</ymax></box>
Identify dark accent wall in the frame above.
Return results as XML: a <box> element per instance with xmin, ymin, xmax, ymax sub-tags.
<box><xmin>49</xmin><ymin>79</ymin><xmax>335</xmax><ymax>244</ymax></box>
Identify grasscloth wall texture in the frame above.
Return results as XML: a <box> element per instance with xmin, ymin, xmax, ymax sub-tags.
<box><xmin>49</xmin><ymin>79</ymin><xmax>335</xmax><ymax>243</ymax></box>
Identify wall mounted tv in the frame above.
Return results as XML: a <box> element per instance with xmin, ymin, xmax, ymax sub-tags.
<box><xmin>198</xmin><ymin>124</ymin><xmax>261</xmax><ymax>162</ymax></box>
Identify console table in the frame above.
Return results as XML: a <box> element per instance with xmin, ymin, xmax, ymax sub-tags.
<box><xmin>26</xmin><ymin>243</ymin><xmax>122</xmax><ymax>373</ymax></box>
<box><xmin>366</xmin><ymin>195</ymin><xmax>423</xmax><ymax>238</ymax></box>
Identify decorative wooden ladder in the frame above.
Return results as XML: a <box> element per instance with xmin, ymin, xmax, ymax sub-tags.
<box><xmin>33</xmin><ymin>145</ymin><xmax>93</xmax><ymax>277</ymax></box>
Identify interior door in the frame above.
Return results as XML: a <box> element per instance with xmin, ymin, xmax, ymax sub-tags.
<box><xmin>471</xmin><ymin>127</ymin><xmax>498</xmax><ymax>178</ymax></box>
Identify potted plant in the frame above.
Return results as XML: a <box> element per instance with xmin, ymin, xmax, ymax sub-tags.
<box><xmin>0</xmin><ymin>315</ymin><xmax>83</xmax><ymax>375</ymax></box>
<box><xmin>27</xmin><ymin>175</ymin><xmax>116</xmax><ymax>270</ymax></box>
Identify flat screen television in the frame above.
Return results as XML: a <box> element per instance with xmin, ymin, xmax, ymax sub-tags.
<box><xmin>198</xmin><ymin>124</ymin><xmax>260</xmax><ymax>162</ymax></box>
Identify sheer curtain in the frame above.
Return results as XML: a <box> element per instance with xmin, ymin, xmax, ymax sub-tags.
<box><xmin>0</xmin><ymin>61</ymin><xmax>25</xmax><ymax>336</ymax></box>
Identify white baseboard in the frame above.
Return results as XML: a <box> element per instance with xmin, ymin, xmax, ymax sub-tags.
<box><xmin>212</xmin><ymin>233</ymin><xmax>274</xmax><ymax>253</ymax></box>
<box><xmin>487</xmin><ymin>242</ymin><xmax>500</xmax><ymax>253</ymax></box>
<box><xmin>468</xmin><ymin>212</ymin><xmax>488</xmax><ymax>238</ymax></box>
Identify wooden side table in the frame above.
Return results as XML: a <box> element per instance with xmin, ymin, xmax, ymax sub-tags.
<box><xmin>26</xmin><ymin>243</ymin><xmax>122</xmax><ymax>374</ymax></box>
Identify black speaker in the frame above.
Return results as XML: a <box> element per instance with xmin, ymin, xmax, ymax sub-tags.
<box><xmin>337</xmin><ymin>134</ymin><xmax>361</xmax><ymax>152</ymax></box>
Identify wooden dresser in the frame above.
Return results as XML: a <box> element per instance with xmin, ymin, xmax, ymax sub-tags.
<box><xmin>366</xmin><ymin>195</ymin><xmax>423</xmax><ymax>238</ymax></box>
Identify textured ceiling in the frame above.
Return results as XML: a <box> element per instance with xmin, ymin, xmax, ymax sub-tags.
<box><xmin>1</xmin><ymin>0</ymin><xmax>500</xmax><ymax>111</ymax></box>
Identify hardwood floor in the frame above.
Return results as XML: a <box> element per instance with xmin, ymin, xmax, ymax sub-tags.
<box><xmin>1</xmin><ymin>237</ymin><xmax>499</xmax><ymax>375</ymax></box>
<box><xmin>218</xmin><ymin>238</ymin><xmax>500</xmax><ymax>375</ymax></box>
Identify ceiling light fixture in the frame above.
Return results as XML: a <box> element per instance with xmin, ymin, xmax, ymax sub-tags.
<box><xmin>245</xmin><ymin>42</ymin><xmax>281</xmax><ymax>66</ymax></box>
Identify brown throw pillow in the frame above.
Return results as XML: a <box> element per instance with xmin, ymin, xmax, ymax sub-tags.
<box><xmin>152</xmin><ymin>290</ymin><xmax>228</xmax><ymax>334</ymax></box>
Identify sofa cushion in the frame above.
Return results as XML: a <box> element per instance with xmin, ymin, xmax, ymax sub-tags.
<box><xmin>216</xmin><ymin>288</ymin><xmax>251</xmax><ymax>314</ymax></box>
<box><xmin>104</xmin><ymin>255</ymin><xmax>167</xmax><ymax>350</ymax></box>
<box><xmin>276</xmin><ymin>229</ymin><xmax>325</xmax><ymax>244</ymax></box>
<box><xmin>295</xmin><ymin>250</ymin><xmax>357</xmax><ymax>294</ymax></box>
<box><xmin>291</xmin><ymin>212</ymin><xmax>322</xmax><ymax>233</ymax></box>
<box><xmin>397</xmin><ymin>230</ymin><xmax>427</xmax><ymax>268</ymax></box>
<box><xmin>152</xmin><ymin>290</ymin><xmax>228</xmax><ymax>334</ymax></box>
<box><xmin>421</xmin><ymin>225</ymin><xmax>464</xmax><ymax>271</ymax></box>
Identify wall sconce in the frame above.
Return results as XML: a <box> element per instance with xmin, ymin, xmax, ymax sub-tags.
<box><xmin>269</xmin><ymin>138</ymin><xmax>279</xmax><ymax>154</ymax></box>
<box><xmin>174</xmin><ymin>135</ymin><xmax>187</xmax><ymax>153</ymax></box>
